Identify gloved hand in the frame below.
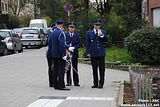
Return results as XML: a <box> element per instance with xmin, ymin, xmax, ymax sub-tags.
<box><xmin>86</xmin><ymin>54</ymin><xmax>90</xmax><ymax>58</ymax></box>
<box><xmin>98</xmin><ymin>30</ymin><xmax>104</xmax><ymax>38</ymax></box>
<box><xmin>69</xmin><ymin>47</ymin><xmax>75</xmax><ymax>52</ymax></box>
<box><xmin>99</xmin><ymin>35</ymin><xmax>104</xmax><ymax>38</ymax></box>
<box><xmin>62</xmin><ymin>56</ymin><xmax>67</xmax><ymax>61</ymax></box>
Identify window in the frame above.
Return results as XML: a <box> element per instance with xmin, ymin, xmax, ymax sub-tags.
<box><xmin>153</xmin><ymin>8</ymin><xmax>160</xmax><ymax>27</ymax></box>
<box><xmin>2</xmin><ymin>3</ymin><xmax>4</xmax><ymax>11</ymax></box>
<box><xmin>5</xmin><ymin>3</ymin><xmax>8</xmax><ymax>12</ymax></box>
<box><xmin>22</xmin><ymin>29</ymin><xmax>39</xmax><ymax>34</ymax></box>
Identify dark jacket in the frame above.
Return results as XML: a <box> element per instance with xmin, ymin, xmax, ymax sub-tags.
<box><xmin>85</xmin><ymin>29</ymin><xmax>107</xmax><ymax>57</ymax></box>
<box><xmin>65</xmin><ymin>32</ymin><xmax>82</xmax><ymax>58</ymax></box>
<box><xmin>47</xmin><ymin>27</ymin><xmax>67</xmax><ymax>58</ymax></box>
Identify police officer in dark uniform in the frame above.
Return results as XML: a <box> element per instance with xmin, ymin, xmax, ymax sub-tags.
<box><xmin>46</xmin><ymin>22</ymin><xmax>56</xmax><ymax>88</ymax></box>
<box><xmin>50</xmin><ymin>22</ymin><xmax>57</xmax><ymax>31</ymax></box>
<box><xmin>48</xmin><ymin>20</ymin><xmax>70</xmax><ymax>90</ymax></box>
<box><xmin>85</xmin><ymin>19</ymin><xmax>107</xmax><ymax>89</ymax></box>
<box><xmin>65</xmin><ymin>22</ymin><xmax>82</xmax><ymax>86</ymax></box>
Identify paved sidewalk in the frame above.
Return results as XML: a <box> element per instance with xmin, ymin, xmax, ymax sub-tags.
<box><xmin>0</xmin><ymin>47</ymin><xmax>129</xmax><ymax>107</ymax></box>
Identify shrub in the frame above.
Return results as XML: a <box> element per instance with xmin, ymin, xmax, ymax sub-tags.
<box><xmin>104</xmin><ymin>12</ymin><xmax>126</xmax><ymax>47</ymax></box>
<box><xmin>44</xmin><ymin>16</ymin><xmax>52</xmax><ymax>27</ymax></box>
<box><xmin>19</xmin><ymin>14</ymin><xmax>32</xmax><ymax>27</ymax></box>
<box><xmin>125</xmin><ymin>27</ymin><xmax>160</xmax><ymax>65</ymax></box>
<box><xmin>7</xmin><ymin>15</ymin><xmax>20</xmax><ymax>29</ymax></box>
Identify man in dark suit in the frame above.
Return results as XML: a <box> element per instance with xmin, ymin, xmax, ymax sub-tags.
<box><xmin>48</xmin><ymin>20</ymin><xmax>70</xmax><ymax>91</ymax></box>
<box><xmin>85</xmin><ymin>19</ymin><xmax>107</xmax><ymax>89</ymax></box>
<box><xmin>65</xmin><ymin>22</ymin><xmax>82</xmax><ymax>86</ymax></box>
<box><xmin>46</xmin><ymin>22</ymin><xmax>56</xmax><ymax>88</ymax></box>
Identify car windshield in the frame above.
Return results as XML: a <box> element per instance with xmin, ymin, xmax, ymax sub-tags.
<box><xmin>0</xmin><ymin>31</ymin><xmax>10</xmax><ymax>38</ymax></box>
<box><xmin>22</xmin><ymin>29</ymin><xmax>39</xmax><ymax>34</ymax></box>
<box><xmin>30</xmin><ymin>23</ymin><xmax>43</xmax><ymax>28</ymax></box>
<box><xmin>13</xmin><ymin>28</ymin><xmax>23</xmax><ymax>33</ymax></box>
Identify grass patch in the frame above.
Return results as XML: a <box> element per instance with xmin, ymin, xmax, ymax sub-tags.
<box><xmin>78</xmin><ymin>47</ymin><xmax>132</xmax><ymax>63</ymax></box>
<box><xmin>106</xmin><ymin>47</ymin><xmax>132</xmax><ymax>63</ymax></box>
<box><xmin>78</xmin><ymin>48</ymin><xmax>85</xmax><ymax>58</ymax></box>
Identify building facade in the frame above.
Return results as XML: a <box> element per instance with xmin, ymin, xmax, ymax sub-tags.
<box><xmin>142</xmin><ymin>0</ymin><xmax>160</xmax><ymax>27</ymax></box>
<box><xmin>0</xmin><ymin>0</ymin><xmax>8</xmax><ymax>28</ymax></box>
<box><xmin>0</xmin><ymin>0</ymin><xmax>8</xmax><ymax>14</ymax></box>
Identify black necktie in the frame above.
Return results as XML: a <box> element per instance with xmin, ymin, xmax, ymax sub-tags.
<box><xmin>70</xmin><ymin>33</ymin><xmax>73</xmax><ymax>37</ymax></box>
<box><xmin>96</xmin><ymin>30</ymin><xmax>98</xmax><ymax>36</ymax></box>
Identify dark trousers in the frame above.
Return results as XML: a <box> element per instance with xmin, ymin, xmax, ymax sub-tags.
<box><xmin>52</xmin><ymin>58</ymin><xmax>66</xmax><ymax>89</ymax></box>
<box><xmin>91</xmin><ymin>57</ymin><xmax>105</xmax><ymax>87</ymax></box>
<box><xmin>66</xmin><ymin>58</ymin><xmax>79</xmax><ymax>85</ymax></box>
<box><xmin>47</xmin><ymin>58</ymin><xmax>54</xmax><ymax>87</ymax></box>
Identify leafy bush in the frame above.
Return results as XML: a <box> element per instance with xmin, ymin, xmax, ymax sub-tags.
<box><xmin>44</xmin><ymin>16</ymin><xmax>52</xmax><ymax>27</ymax></box>
<box><xmin>125</xmin><ymin>27</ymin><xmax>160</xmax><ymax>64</ymax></box>
<box><xmin>104</xmin><ymin>12</ymin><xmax>126</xmax><ymax>47</ymax></box>
<box><xmin>19</xmin><ymin>14</ymin><xmax>32</xmax><ymax>27</ymax></box>
<box><xmin>7</xmin><ymin>15</ymin><xmax>20</xmax><ymax>29</ymax></box>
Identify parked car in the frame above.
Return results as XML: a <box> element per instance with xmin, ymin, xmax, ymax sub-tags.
<box><xmin>0</xmin><ymin>29</ymin><xmax>23</xmax><ymax>54</ymax></box>
<box><xmin>21</xmin><ymin>27</ymin><xmax>47</xmax><ymax>48</ymax></box>
<box><xmin>13</xmin><ymin>28</ymin><xmax>24</xmax><ymax>37</ymax></box>
<box><xmin>0</xmin><ymin>35</ymin><xmax>8</xmax><ymax>55</ymax></box>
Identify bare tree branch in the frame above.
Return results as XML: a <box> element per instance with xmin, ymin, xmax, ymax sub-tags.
<box><xmin>8</xmin><ymin>0</ymin><xmax>31</xmax><ymax>16</ymax></box>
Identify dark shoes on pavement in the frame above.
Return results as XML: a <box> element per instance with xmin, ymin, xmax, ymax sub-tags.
<box><xmin>49</xmin><ymin>84</ymin><xmax>54</xmax><ymax>87</ymax></box>
<box><xmin>74</xmin><ymin>84</ymin><xmax>80</xmax><ymax>87</ymax></box>
<box><xmin>58</xmin><ymin>87</ymin><xmax>70</xmax><ymax>91</ymax></box>
<box><xmin>66</xmin><ymin>83</ymin><xmax>71</xmax><ymax>86</ymax></box>
<box><xmin>54</xmin><ymin>87</ymin><xmax>70</xmax><ymax>91</ymax></box>
<box><xmin>91</xmin><ymin>85</ymin><xmax>103</xmax><ymax>89</ymax></box>
<box><xmin>97</xmin><ymin>85</ymin><xmax>103</xmax><ymax>89</ymax></box>
<box><xmin>91</xmin><ymin>85</ymin><xmax>98</xmax><ymax>88</ymax></box>
<box><xmin>66</xmin><ymin>83</ymin><xmax>80</xmax><ymax>87</ymax></box>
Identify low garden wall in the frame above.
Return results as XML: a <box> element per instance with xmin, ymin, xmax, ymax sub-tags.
<box><xmin>128</xmin><ymin>67</ymin><xmax>160</xmax><ymax>105</ymax></box>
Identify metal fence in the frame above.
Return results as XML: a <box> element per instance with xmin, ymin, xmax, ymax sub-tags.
<box><xmin>129</xmin><ymin>67</ymin><xmax>160</xmax><ymax>104</ymax></box>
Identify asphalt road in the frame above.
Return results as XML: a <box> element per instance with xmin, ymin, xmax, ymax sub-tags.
<box><xmin>0</xmin><ymin>47</ymin><xmax>129</xmax><ymax>107</ymax></box>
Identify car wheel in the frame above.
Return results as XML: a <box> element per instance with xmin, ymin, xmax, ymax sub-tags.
<box><xmin>18</xmin><ymin>45</ymin><xmax>23</xmax><ymax>53</ymax></box>
<box><xmin>38</xmin><ymin>42</ymin><xmax>43</xmax><ymax>48</ymax></box>
<box><xmin>12</xmin><ymin>46</ymin><xmax>17</xmax><ymax>54</ymax></box>
<box><xmin>3</xmin><ymin>47</ymin><xmax>8</xmax><ymax>55</ymax></box>
<box><xmin>38</xmin><ymin>44</ymin><xmax>42</xmax><ymax>49</ymax></box>
<box><xmin>25</xmin><ymin>46</ymin><xmax>28</xmax><ymax>49</ymax></box>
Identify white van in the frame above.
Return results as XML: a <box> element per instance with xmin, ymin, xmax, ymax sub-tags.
<box><xmin>29</xmin><ymin>19</ymin><xmax>48</xmax><ymax>29</ymax></box>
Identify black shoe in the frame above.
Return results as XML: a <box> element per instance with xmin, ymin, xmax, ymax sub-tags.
<box><xmin>50</xmin><ymin>85</ymin><xmax>54</xmax><ymax>87</ymax></box>
<box><xmin>54</xmin><ymin>86</ymin><xmax>59</xmax><ymax>90</ymax></box>
<box><xmin>98</xmin><ymin>85</ymin><xmax>103</xmax><ymax>89</ymax></box>
<box><xmin>59</xmin><ymin>87</ymin><xmax>70</xmax><ymax>91</ymax></box>
<box><xmin>66</xmin><ymin>84</ymin><xmax>71</xmax><ymax>86</ymax></box>
<box><xmin>74</xmin><ymin>84</ymin><xmax>80</xmax><ymax>87</ymax></box>
<box><xmin>91</xmin><ymin>85</ymin><xmax>98</xmax><ymax>88</ymax></box>
<box><xmin>49</xmin><ymin>84</ymin><xmax>54</xmax><ymax>87</ymax></box>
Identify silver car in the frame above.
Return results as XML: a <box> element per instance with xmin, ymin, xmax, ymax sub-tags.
<box><xmin>21</xmin><ymin>28</ymin><xmax>47</xmax><ymax>48</ymax></box>
<box><xmin>0</xmin><ymin>29</ymin><xmax>23</xmax><ymax>53</ymax></box>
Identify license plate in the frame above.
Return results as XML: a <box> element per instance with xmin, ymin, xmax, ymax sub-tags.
<box><xmin>26</xmin><ymin>36</ymin><xmax>34</xmax><ymax>38</ymax></box>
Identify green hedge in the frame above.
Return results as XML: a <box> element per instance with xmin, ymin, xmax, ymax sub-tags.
<box><xmin>125</xmin><ymin>27</ymin><xmax>160</xmax><ymax>65</ymax></box>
